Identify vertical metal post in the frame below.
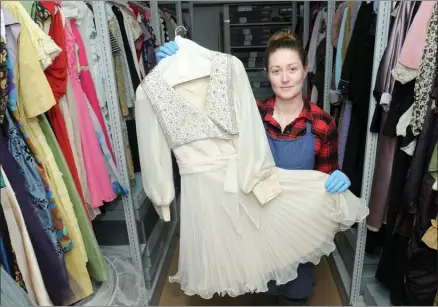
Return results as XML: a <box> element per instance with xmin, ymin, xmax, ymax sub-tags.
<box><xmin>292</xmin><ymin>2</ymin><xmax>298</xmax><ymax>32</ymax></box>
<box><xmin>350</xmin><ymin>1</ymin><xmax>391</xmax><ymax>304</ymax></box>
<box><xmin>323</xmin><ymin>0</ymin><xmax>335</xmax><ymax>113</ymax></box>
<box><xmin>223</xmin><ymin>4</ymin><xmax>231</xmax><ymax>54</ymax></box>
<box><xmin>303</xmin><ymin>1</ymin><xmax>310</xmax><ymax>95</ymax></box>
<box><xmin>303</xmin><ymin>1</ymin><xmax>310</xmax><ymax>48</ymax></box>
<box><xmin>150</xmin><ymin>0</ymin><xmax>162</xmax><ymax>46</ymax></box>
<box><xmin>188</xmin><ymin>1</ymin><xmax>195</xmax><ymax>40</ymax></box>
<box><xmin>92</xmin><ymin>0</ymin><xmax>148</xmax><ymax>301</ymax></box>
<box><xmin>176</xmin><ymin>1</ymin><xmax>183</xmax><ymax>25</ymax></box>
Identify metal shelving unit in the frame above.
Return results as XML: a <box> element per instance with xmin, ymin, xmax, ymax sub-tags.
<box><xmin>222</xmin><ymin>1</ymin><xmax>306</xmax><ymax>100</ymax></box>
<box><xmin>92</xmin><ymin>1</ymin><xmax>393</xmax><ymax>305</ymax></box>
<box><xmin>325</xmin><ymin>1</ymin><xmax>393</xmax><ymax>306</ymax></box>
<box><xmin>92</xmin><ymin>1</ymin><xmax>148</xmax><ymax>304</ymax></box>
<box><xmin>92</xmin><ymin>1</ymin><xmax>191</xmax><ymax>305</ymax></box>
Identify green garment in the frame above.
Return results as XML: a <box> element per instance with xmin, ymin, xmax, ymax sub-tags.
<box><xmin>38</xmin><ymin>115</ymin><xmax>108</xmax><ymax>281</ymax></box>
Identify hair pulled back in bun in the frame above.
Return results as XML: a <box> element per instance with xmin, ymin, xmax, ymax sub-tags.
<box><xmin>264</xmin><ymin>31</ymin><xmax>307</xmax><ymax>71</ymax></box>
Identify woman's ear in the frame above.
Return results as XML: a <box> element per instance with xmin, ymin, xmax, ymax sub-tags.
<box><xmin>264</xmin><ymin>68</ymin><xmax>270</xmax><ymax>81</ymax></box>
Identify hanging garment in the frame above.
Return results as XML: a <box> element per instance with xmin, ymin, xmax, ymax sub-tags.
<box><xmin>0</xmin><ymin>266</ymin><xmax>36</xmax><ymax>306</ymax></box>
<box><xmin>3</xmin><ymin>3</ymin><xmax>93</xmax><ymax>304</ymax></box>
<box><xmin>338</xmin><ymin>2</ymin><xmax>377</xmax><ymax>196</ymax></box>
<box><xmin>68</xmin><ymin>1</ymin><xmax>107</xmax><ymax>108</ymax></box>
<box><xmin>402</xmin><ymin>104</ymin><xmax>438</xmax><ymax>306</ymax></box>
<box><xmin>64</xmin><ymin>18</ymin><xmax>116</xmax><ymax>208</ymax></box>
<box><xmin>3</xmin><ymin>15</ymin><xmax>72</xmax><ymax>253</ymax></box>
<box><xmin>61</xmin><ymin>75</ymin><xmax>95</xmax><ymax>215</ymax></box>
<box><xmin>0</xmin><ymin>203</ymin><xmax>13</xmax><ymax>276</ymax></box>
<box><xmin>39</xmin><ymin>115</ymin><xmax>109</xmax><ymax>282</ymax></box>
<box><xmin>409</xmin><ymin>2</ymin><xmax>438</xmax><ymax>136</ymax></box>
<box><xmin>0</xmin><ymin>36</ymin><xmax>7</xmax><ymax>124</ymax></box>
<box><xmin>69</xmin><ymin>19</ymin><xmax>126</xmax><ymax>196</ymax></box>
<box><xmin>264</xmin><ymin>121</ymin><xmax>316</xmax><ymax>299</ymax></box>
<box><xmin>1</xmin><ymin>134</ymin><xmax>73</xmax><ymax>305</ymax></box>
<box><xmin>106</xmin><ymin>5</ymin><xmax>136</xmax><ymax>181</ymax></box>
<box><xmin>0</xmin><ymin>165</ymin><xmax>61</xmax><ymax>306</ymax></box>
<box><xmin>4</xmin><ymin>110</ymin><xmax>64</xmax><ymax>258</ymax></box>
<box><xmin>367</xmin><ymin>1</ymin><xmax>418</xmax><ymax>232</ymax></box>
<box><xmin>394</xmin><ymin>1</ymin><xmax>435</xmax><ymax>79</ymax></box>
<box><xmin>112</xmin><ymin>5</ymin><xmax>140</xmax><ymax>92</ymax></box>
<box><xmin>70</xmin><ymin>18</ymin><xmax>116</xmax><ymax>164</ymax></box>
<box><xmin>422</xmin><ymin>219</ymin><xmax>437</xmax><ymax>250</ymax></box>
<box><xmin>135</xmin><ymin>37</ymin><xmax>368</xmax><ymax>299</ymax></box>
<box><xmin>41</xmin><ymin>2</ymin><xmax>89</xmax><ymax>220</ymax></box>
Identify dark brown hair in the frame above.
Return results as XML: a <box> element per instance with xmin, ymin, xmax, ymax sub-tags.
<box><xmin>264</xmin><ymin>31</ymin><xmax>307</xmax><ymax>71</ymax></box>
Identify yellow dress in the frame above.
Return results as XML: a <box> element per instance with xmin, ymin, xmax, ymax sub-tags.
<box><xmin>3</xmin><ymin>2</ymin><xmax>92</xmax><ymax>303</ymax></box>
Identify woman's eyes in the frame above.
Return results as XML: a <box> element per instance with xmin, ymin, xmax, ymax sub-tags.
<box><xmin>271</xmin><ymin>67</ymin><xmax>297</xmax><ymax>74</ymax></box>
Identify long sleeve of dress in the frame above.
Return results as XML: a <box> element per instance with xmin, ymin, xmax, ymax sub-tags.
<box><xmin>135</xmin><ymin>85</ymin><xmax>174</xmax><ymax>221</ymax></box>
<box><xmin>231</xmin><ymin>57</ymin><xmax>282</xmax><ymax>205</ymax></box>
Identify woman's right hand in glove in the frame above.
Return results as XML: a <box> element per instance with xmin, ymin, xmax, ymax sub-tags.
<box><xmin>156</xmin><ymin>41</ymin><xmax>179</xmax><ymax>63</ymax></box>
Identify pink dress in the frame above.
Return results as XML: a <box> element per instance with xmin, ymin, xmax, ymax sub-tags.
<box><xmin>70</xmin><ymin>19</ymin><xmax>116</xmax><ymax>164</ymax></box>
<box><xmin>64</xmin><ymin>19</ymin><xmax>116</xmax><ymax>207</ymax></box>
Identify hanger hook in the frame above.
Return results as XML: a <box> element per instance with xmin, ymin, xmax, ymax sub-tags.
<box><xmin>175</xmin><ymin>25</ymin><xmax>187</xmax><ymax>37</ymax></box>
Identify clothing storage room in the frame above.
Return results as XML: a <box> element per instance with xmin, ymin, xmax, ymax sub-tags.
<box><xmin>0</xmin><ymin>0</ymin><xmax>437</xmax><ymax>306</ymax></box>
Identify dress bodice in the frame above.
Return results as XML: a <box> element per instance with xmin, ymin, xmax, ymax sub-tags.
<box><xmin>140</xmin><ymin>52</ymin><xmax>239</xmax><ymax>149</ymax></box>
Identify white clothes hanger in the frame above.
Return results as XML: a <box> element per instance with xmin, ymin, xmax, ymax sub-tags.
<box><xmin>157</xmin><ymin>35</ymin><xmax>214</xmax><ymax>87</ymax></box>
<box><xmin>175</xmin><ymin>25</ymin><xmax>187</xmax><ymax>38</ymax></box>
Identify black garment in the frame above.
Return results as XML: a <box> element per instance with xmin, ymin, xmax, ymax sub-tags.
<box><xmin>338</xmin><ymin>2</ymin><xmax>377</xmax><ymax>197</ymax></box>
<box><xmin>402</xmin><ymin>101</ymin><xmax>438</xmax><ymax>306</ymax></box>
<box><xmin>370</xmin><ymin>1</ymin><xmax>420</xmax><ymax>133</ymax></box>
<box><xmin>112</xmin><ymin>5</ymin><xmax>140</xmax><ymax>91</ymax></box>
<box><xmin>374</xmin><ymin>141</ymin><xmax>412</xmax><ymax>305</ymax></box>
<box><xmin>0</xmin><ymin>206</ymin><xmax>14</xmax><ymax>276</ymax></box>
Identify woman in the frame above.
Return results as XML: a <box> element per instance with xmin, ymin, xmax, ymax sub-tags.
<box><xmin>155</xmin><ymin>32</ymin><xmax>351</xmax><ymax>305</ymax></box>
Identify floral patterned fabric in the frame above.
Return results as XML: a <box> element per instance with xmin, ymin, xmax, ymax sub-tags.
<box><xmin>5</xmin><ymin>110</ymin><xmax>64</xmax><ymax>258</ymax></box>
<box><xmin>5</xmin><ymin>45</ymin><xmax>72</xmax><ymax>252</ymax></box>
<box><xmin>410</xmin><ymin>2</ymin><xmax>438</xmax><ymax>136</ymax></box>
<box><xmin>0</xmin><ymin>37</ymin><xmax>7</xmax><ymax>124</ymax></box>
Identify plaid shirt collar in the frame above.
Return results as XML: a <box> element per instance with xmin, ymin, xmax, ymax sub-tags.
<box><xmin>263</xmin><ymin>97</ymin><xmax>313</xmax><ymax>128</ymax></box>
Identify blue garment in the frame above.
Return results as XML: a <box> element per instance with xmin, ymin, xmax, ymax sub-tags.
<box><xmin>264</xmin><ymin>121</ymin><xmax>316</xmax><ymax>299</ymax></box>
<box><xmin>4</xmin><ymin>110</ymin><xmax>64</xmax><ymax>259</ymax></box>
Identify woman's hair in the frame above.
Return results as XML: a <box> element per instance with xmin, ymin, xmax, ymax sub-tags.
<box><xmin>264</xmin><ymin>31</ymin><xmax>307</xmax><ymax>70</ymax></box>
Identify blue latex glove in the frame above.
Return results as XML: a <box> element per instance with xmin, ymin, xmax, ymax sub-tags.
<box><xmin>325</xmin><ymin>170</ymin><xmax>351</xmax><ymax>194</ymax></box>
<box><xmin>156</xmin><ymin>41</ymin><xmax>179</xmax><ymax>63</ymax></box>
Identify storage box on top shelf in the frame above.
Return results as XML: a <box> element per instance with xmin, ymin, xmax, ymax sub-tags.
<box><xmin>229</xmin><ymin>4</ymin><xmax>293</xmax><ymax>24</ymax></box>
<box><xmin>231</xmin><ymin>25</ymin><xmax>292</xmax><ymax>47</ymax></box>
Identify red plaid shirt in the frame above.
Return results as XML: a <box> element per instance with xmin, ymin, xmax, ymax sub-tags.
<box><xmin>257</xmin><ymin>97</ymin><xmax>339</xmax><ymax>174</ymax></box>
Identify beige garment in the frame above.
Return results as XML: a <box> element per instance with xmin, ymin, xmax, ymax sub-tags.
<box><xmin>1</xmin><ymin>169</ymin><xmax>52</xmax><ymax>306</ymax></box>
<box><xmin>421</xmin><ymin>219</ymin><xmax>437</xmax><ymax>250</ymax></box>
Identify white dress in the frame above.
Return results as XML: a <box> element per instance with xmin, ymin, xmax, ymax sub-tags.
<box><xmin>135</xmin><ymin>37</ymin><xmax>368</xmax><ymax>299</ymax></box>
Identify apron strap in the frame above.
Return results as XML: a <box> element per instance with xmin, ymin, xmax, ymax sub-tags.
<box><xmin>305</xmin><ymin>121</ymin><xmax>313</xmax><ymax>135</ymax></box>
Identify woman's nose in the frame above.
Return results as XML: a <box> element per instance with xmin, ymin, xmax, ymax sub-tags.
<box><xmin>281</xmin><ymin>72</ymin><xmax>289</xmax><ymax>82</ymax></box>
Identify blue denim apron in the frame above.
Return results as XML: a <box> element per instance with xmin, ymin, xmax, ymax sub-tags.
<box><xmin>264</xmin><ymin>121</ymin><xmax>316</xmax><ymax>299</ymax></box>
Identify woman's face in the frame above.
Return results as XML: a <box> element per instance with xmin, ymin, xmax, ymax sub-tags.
<box><xmin>266</xmin><ymin>48</ymin><xmax>307</xmax><ymax>101</ymax></box>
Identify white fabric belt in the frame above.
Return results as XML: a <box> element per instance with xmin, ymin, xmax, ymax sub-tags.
<box><xmin>178</xmin><ymin>154</ymin><xmax>258</xmax><ymax>234</ymax></box>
